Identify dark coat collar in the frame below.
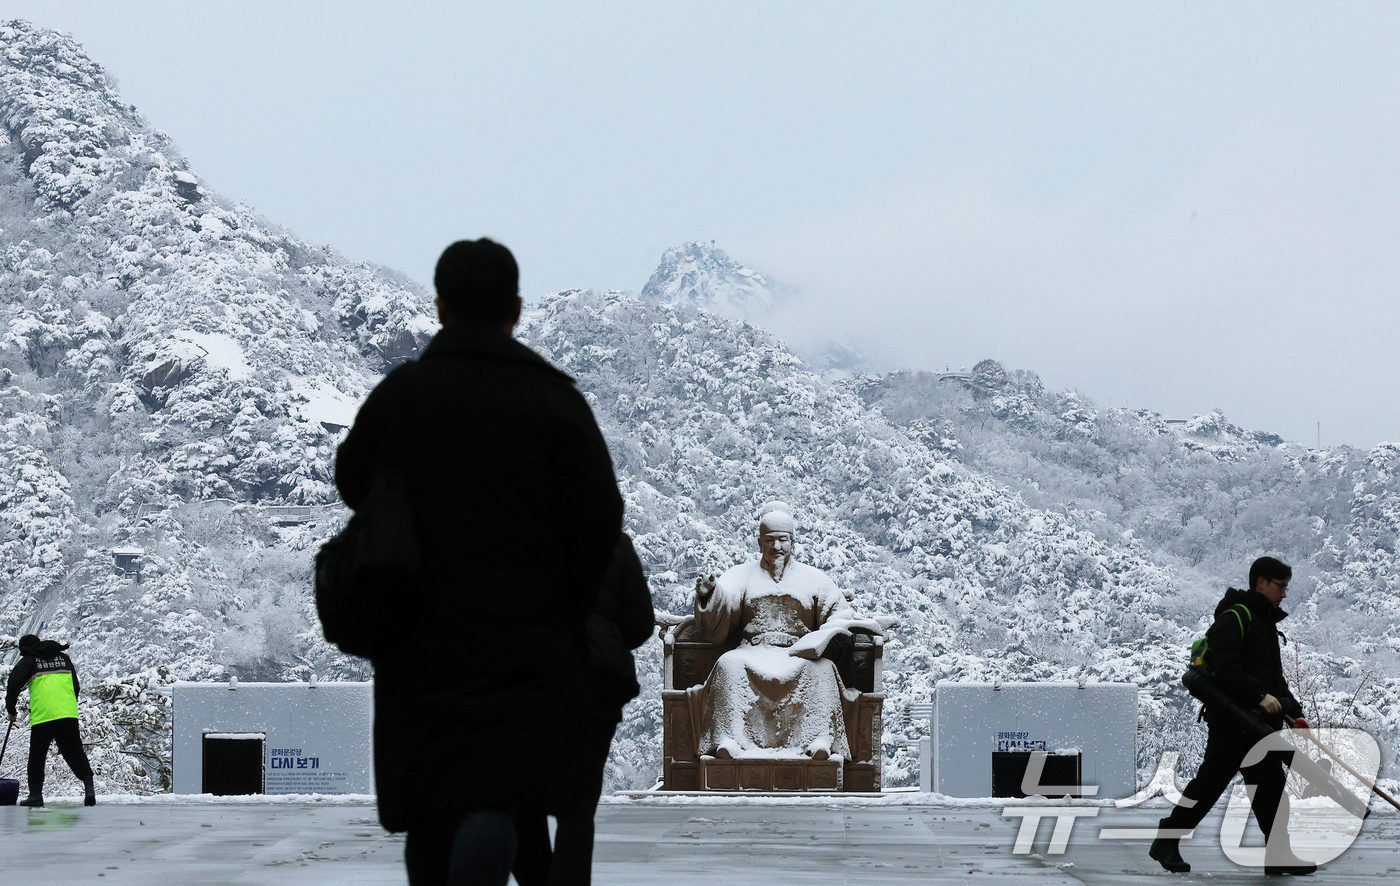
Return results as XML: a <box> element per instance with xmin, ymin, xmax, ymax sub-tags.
<box><xmin>419</xmin><ymin>323</ymin><xmax>572</xmax><ymax>383</ymax></box>
<box><xmin>1219</xmin><ymin>586</ymin><xmax>1288</xmax><ymax>624</ymax></box>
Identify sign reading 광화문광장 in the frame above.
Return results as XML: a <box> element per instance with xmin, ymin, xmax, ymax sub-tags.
<box><xmin>995</xmin><ymin>731</ymin><xmax>1048</xmax><ymax>752</ymax></box>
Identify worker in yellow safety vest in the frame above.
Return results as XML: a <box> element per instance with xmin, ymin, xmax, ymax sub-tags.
<box><xmin>5</xmin><ymin>634</ymin><xmax>96</xmax><ymax>806</ymax></box>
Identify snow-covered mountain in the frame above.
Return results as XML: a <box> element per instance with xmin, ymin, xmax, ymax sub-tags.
<box><xmin>857</xmin><ymin>367</ymin><xmax>1400</xmax><ymax>664</ymax></box>
<box><xmin>1</xmin><ymin>20</ymin><xmax>1395</xmax><ymax>799</ymax></box>
<box><xmin>640</xmin><ymin>241</ymin><xmax>785</xmax><ymax>323</ymax></box>
<box><xmin>639</xmin><ymin>239</ymin><xmax>878</xmax><ymax>376</ymax></box>
<box><xmin>0</xmin><ymin>20</ymin><xmax>429</xmax><ymax>792</ymax></box>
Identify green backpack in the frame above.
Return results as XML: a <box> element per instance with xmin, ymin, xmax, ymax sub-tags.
<box><xmin>1189</xmin><ymin>602</ymin><xmax>1253</xmax><ymax>675</ymax></box>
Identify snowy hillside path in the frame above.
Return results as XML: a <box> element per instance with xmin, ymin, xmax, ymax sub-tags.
<box><xmin>2</xmin><ymin>800</ymin><xmax>1398</xmax><ymax>883</ymax></box>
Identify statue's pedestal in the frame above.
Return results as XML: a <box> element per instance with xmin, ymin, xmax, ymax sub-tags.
<box><xmin>661</xmin><ymin>617</ymin><xmax>887</xmax><ymax>792</ymax></box>
<box><xmin>699</xmin><ymin>756</ymin><xmax>843</xmax><ymax>792</ymax></box>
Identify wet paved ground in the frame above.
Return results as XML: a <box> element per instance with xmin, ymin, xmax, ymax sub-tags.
<box><xmin>0</xmin><ymin>800</ymin><xmax>404</xmax><ymax>884</ymax></box>
<box><xmin>592</xmin><ymin>800</ymin><xmax>1400</xmax><ymax>885</ymax></box>
<box><xmin>1</xmin><ymin>796</ymin><xmax>1397</xmax><ymax>884</ymax></box>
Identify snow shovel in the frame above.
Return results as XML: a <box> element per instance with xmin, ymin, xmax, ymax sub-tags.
<box><xmin>0</xmin><ymin>719</ymin><xmax>18</xmax><ymax>805</ymax></box>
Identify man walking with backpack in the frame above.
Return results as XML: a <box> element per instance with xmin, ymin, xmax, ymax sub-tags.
<box><xmin>5</xmin><ymin>634</ymin><xmax>97</xmax><ymax>807</ymax></box>
<box><xmin>1150</xmin><ymin>556</ymin><xmax>1314</xmax><ymax>876</ymax></box>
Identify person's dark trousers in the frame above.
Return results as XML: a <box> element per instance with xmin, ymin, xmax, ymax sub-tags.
<box><xmin>405</xmin><ymin>810</ymin><xmax>517</xmax><ymax>886</ymax></box>
<box><xmin>1160</xmin><ymin>714</ymin><xmax>1292</xmax><ymax>846</ymax></box>
<box><xmin>27</xmin><ymin>717</ymin><xmax>94</xmax><ymax>791</ymax></box>
<box><xmin>513</xmin><ymin>716</ymin><xmax>619</xmax><ymax>886</ymax></box>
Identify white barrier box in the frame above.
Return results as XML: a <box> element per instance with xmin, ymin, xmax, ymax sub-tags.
<box><xmin>933</xmin><ymin>681</ymin><xmax>1137</xmax><ymax>799</ymax></box>
<box><xmin>172</xmin><ymin>681</ymin><xmax>374</xmax><ymax>795</ymax></box>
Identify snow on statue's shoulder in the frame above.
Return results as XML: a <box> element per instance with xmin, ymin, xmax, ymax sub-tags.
<box><xmin>714</xmin><ymin>559</ymin><xmax>837</xmax><ymax>601</ymax></box>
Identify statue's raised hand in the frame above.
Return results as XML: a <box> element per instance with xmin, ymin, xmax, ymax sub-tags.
<box><xmin>694</xmin><ymin>573</ymin><xmax>717</xmax><ymax>603</ymax></box>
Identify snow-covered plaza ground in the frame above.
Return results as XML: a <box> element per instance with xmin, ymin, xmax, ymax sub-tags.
<box><xmin>2</xmin><ymin>793</ymin><xmax>1398</xmax><ymax>884</ymax></box>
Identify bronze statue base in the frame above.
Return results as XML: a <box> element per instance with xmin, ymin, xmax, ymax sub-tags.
<box><xmin>699</xmin><ymin>756</ymin><xmax>843</xmax><ymax>792</ymax></box>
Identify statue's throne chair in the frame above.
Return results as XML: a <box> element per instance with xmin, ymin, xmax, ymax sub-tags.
<box><xmin>659</xmin><ymin>617</ymin><xmax>886</xmax><ymax>792</ymax></box>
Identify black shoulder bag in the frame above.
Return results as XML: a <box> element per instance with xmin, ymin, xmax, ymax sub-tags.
<box><xmin>314</xmin><ymin>386</ymin><xmax>420</xmax><ymax>660</ymax></box>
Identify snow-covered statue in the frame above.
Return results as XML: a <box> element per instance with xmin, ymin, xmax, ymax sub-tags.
<box><xmin>689</xmin><ymin>502</ymin><xmax>884</xmax><ymax>760</ymax></box>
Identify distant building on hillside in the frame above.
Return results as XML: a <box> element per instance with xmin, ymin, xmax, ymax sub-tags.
<box><xmin>112</xmin><ymin>546</ymin><xmax>144</xmax><ymax>582</ymax></box>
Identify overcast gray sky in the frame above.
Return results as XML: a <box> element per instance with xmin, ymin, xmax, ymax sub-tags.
<box><xmin>12</xmin><ymin>1</ymin><xmax>1400</xmax><ymax>448</ymax></box>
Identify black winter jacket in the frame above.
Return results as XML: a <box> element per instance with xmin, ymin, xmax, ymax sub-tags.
<box><xmin>6</xmin><ymin>640</ymin><xmax>80</xmax><ymax>718</ymax></box>
<box><xmin>335</xmin><ymin>322</ymin><xmax>623</xmax><ymax>831</ymax></box>
<box><xmin>1205</xmin><ymin>587</ymin><xmax>1303</xmax><ymax>728</ymax></box>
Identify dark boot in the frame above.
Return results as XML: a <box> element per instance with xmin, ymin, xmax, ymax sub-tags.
<box><xmin>1149</xmin><ymin>836</ymin><xmax>1190</xmax><ymax>873</ymax></box>
<box><xmin>19</xmin><ymin>792</ymin><xmax>43</xmax><ymax>807</ymax></box>
<box><xmin>83</xmin><ymin>776</ymin><xmax>96</xmax><ymax>806</ymax></box>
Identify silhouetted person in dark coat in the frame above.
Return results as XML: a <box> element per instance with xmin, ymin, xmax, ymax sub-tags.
<box><xmin>335</xmin><ymin>238</ymin><xmax>624</xmax><ymax>886</ymax></box>
<box><xmin>513</xmin><ymin>532</ymin><xmax>654</xmax><ymax>886</ymax></box>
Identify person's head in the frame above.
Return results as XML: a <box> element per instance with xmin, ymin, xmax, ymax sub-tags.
<box><xmin>1249</xmin><ymin>556</ymin><xmax>1292</xmax><ymax>606</ymax></box>
<box><xmin>757</xmin><ymin>502</ymin><xmax>796</xmax><ymax>567</ymax></box>
<box><xmin>17</xmin><ymin>634</ymin><xmax>38</xmax><ymax>654</ymax></box>
<box><xmin>433</xmin><ymin>238</ymin><xmax>522</xmax><ymax>329</ymax></box>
